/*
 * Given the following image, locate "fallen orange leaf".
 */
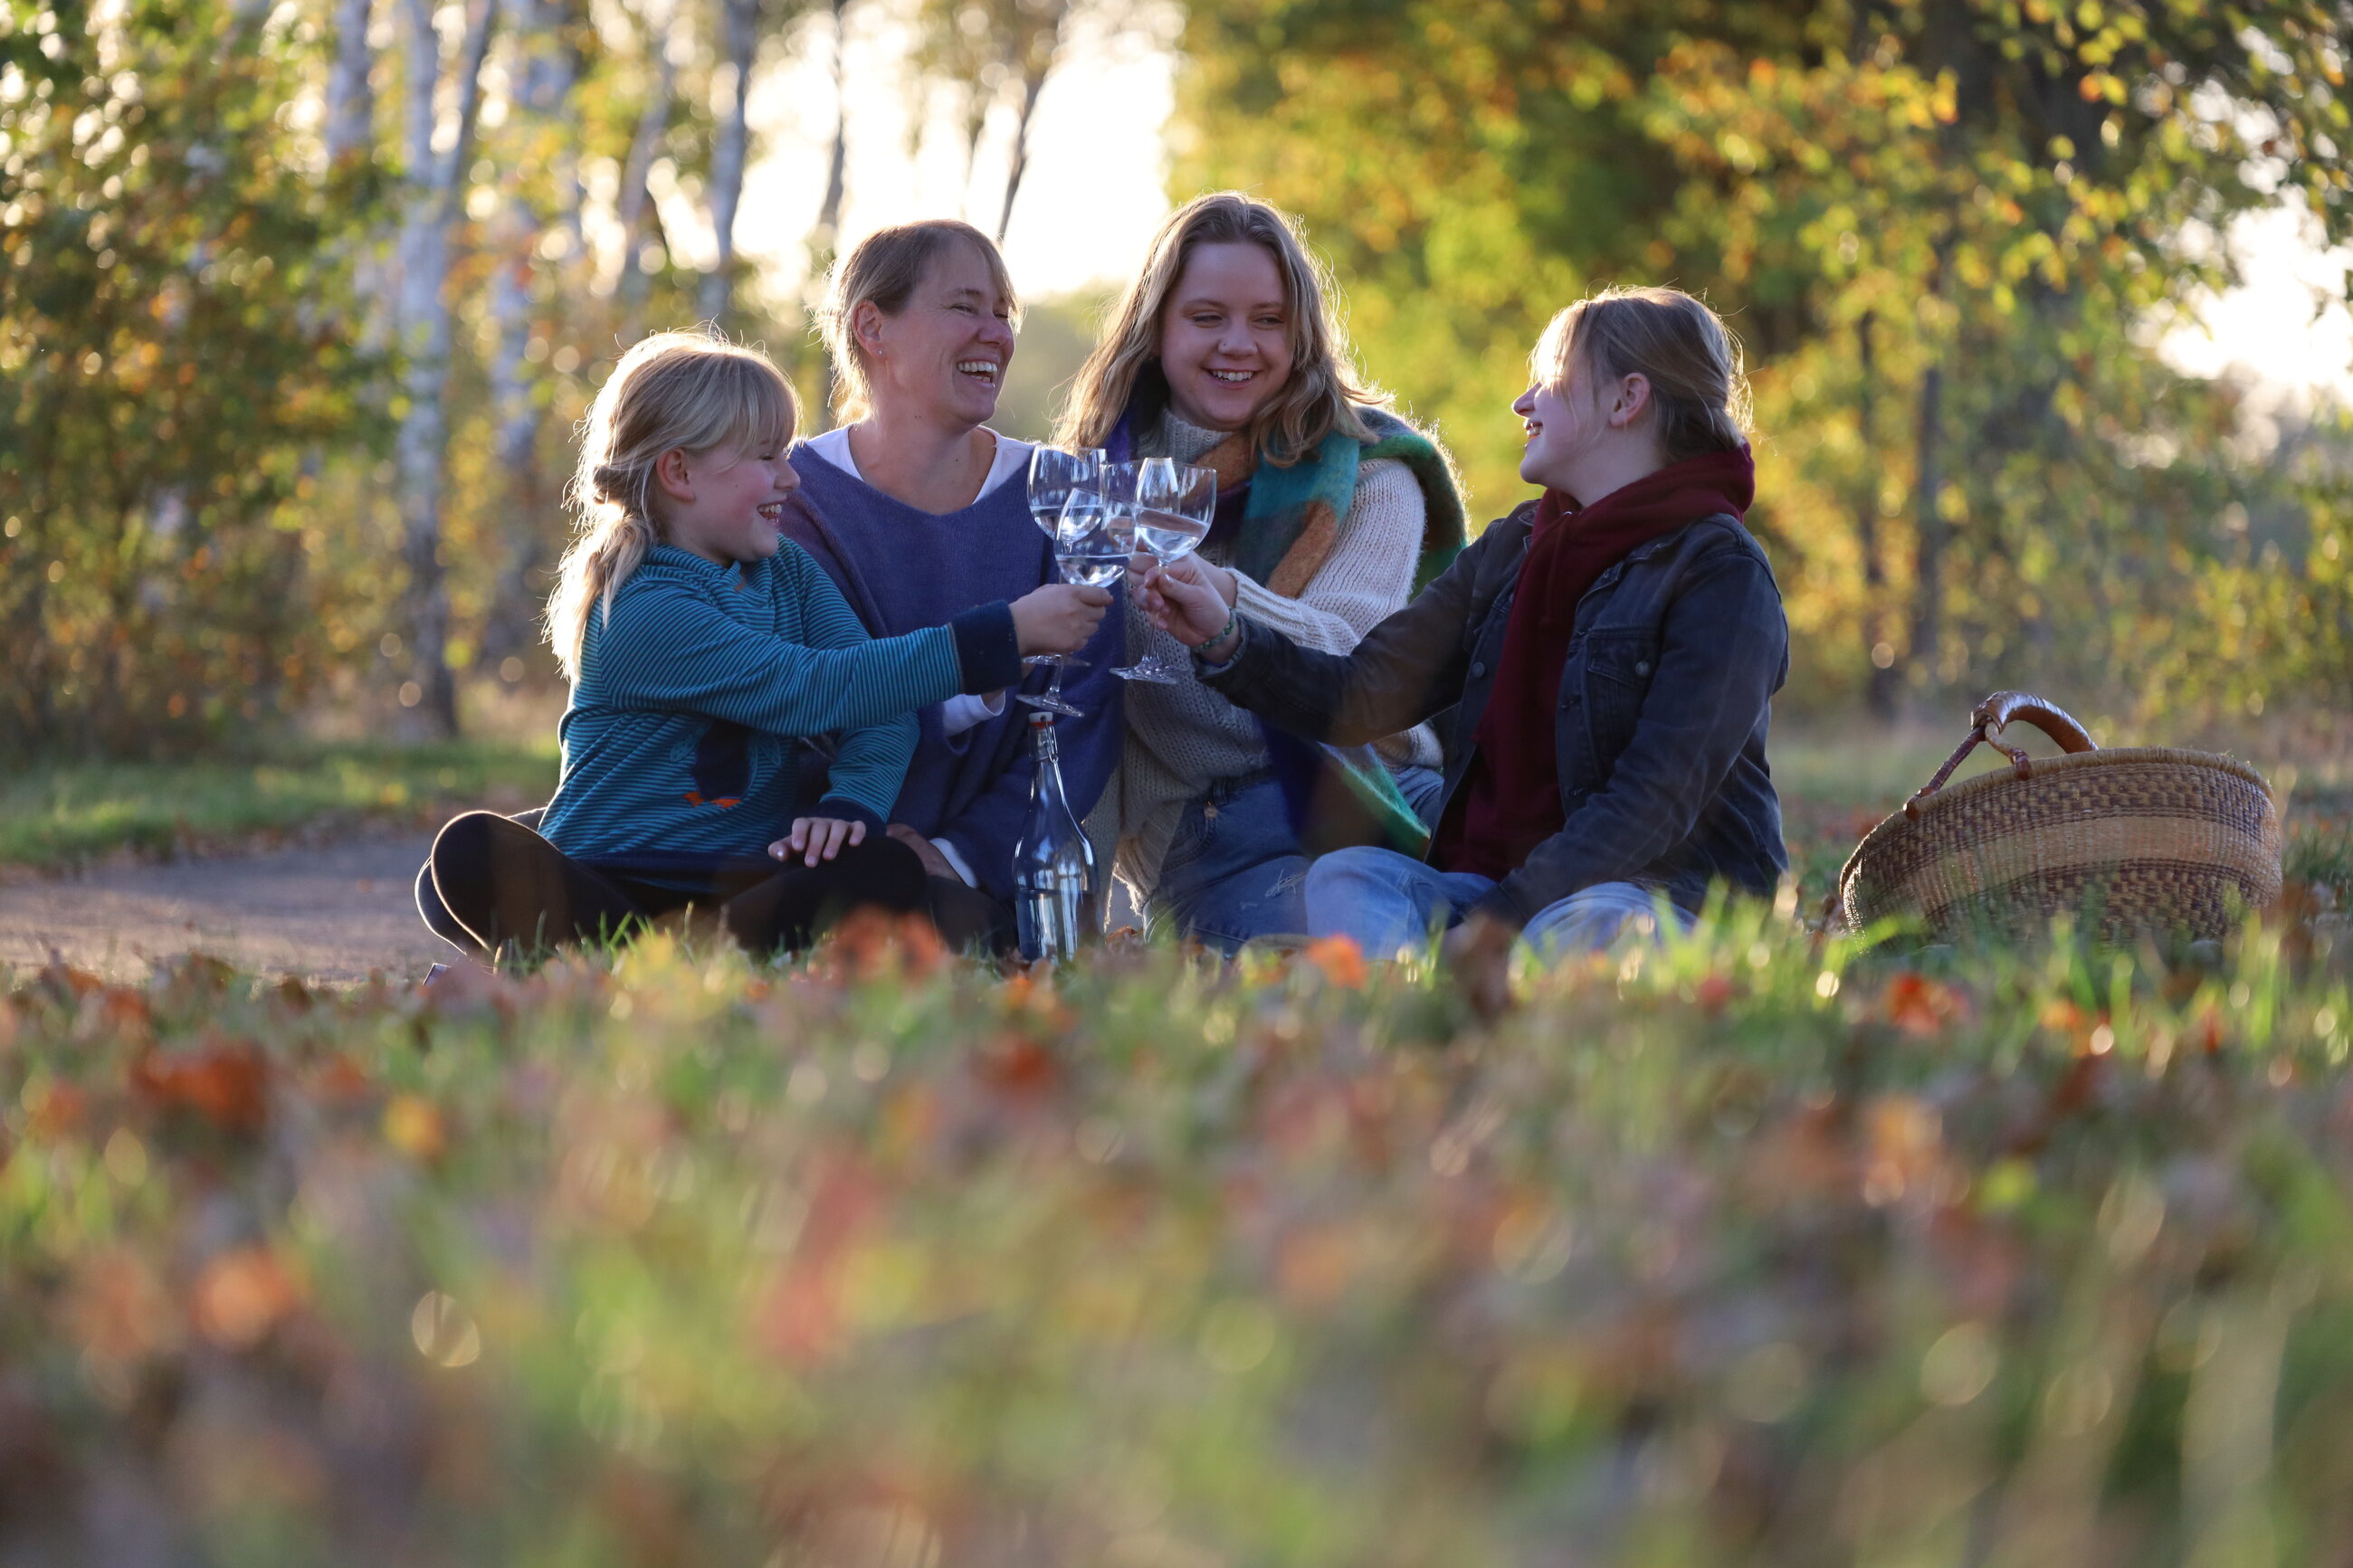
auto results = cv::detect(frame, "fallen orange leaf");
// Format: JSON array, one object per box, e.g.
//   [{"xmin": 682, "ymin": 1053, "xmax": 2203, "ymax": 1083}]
[
  {"xmin": 192, "ymin": 1245, "xmax": 304, "ymax": 1350},
  {"xmin": 1303, "ymin": 936, "xmax": 1368, "ymax": 990},
  {"xmin": 1885, "ymin": 973, "xmax": 1967, "ymax": 1036},
  {"xmin": 131, "ymin": 1041, "xmax": 270, "ymax": 1136}
]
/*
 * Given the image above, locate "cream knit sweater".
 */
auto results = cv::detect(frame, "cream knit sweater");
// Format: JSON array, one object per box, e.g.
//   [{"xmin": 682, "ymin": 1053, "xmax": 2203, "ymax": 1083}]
[{"xmin": 1099, "ymin": 411, "xmax": 1444, "ymax": 906}]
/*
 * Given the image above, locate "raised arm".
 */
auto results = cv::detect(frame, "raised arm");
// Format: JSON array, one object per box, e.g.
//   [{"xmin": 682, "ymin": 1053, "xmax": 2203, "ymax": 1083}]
[
  {"xmin": 1190, "ymin": 526, "xmax": 1500, "ymax": 746},
  {"xmin": 595, "ymin": 557, "xmax": 1021, "ymax": 739}
]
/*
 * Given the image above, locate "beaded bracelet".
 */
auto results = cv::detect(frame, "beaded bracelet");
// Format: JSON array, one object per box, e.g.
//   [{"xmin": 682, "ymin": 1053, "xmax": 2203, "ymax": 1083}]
[{"xmin": 1187, "ymin": 607, "xmax": 1240, "ymax": 656}]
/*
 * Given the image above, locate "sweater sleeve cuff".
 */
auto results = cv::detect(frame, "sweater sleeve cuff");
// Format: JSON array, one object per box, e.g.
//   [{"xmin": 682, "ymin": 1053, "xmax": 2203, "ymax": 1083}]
[
  {"xmin": 814, "ymin": 797, "xmax": 890, "ymax": 837},
  {"xmin": 949, "ymin": 603, "xmax": 1023, "ymax": 695},
  {"xmin": 1191, "ymin": 617, "xmax": 1255, "ymax": 679},
  {"xmin": 1229, "ymin": 572, "xmax": 1284, "ymax": 622}
]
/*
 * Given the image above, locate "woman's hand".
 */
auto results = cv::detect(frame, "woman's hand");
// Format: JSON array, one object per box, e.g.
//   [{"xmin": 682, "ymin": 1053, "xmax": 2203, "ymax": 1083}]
[
  {"xmin": 1133, "ymin": 557, "xmax": 1236, "ymax": 656},
  {"xmin": 887, "ymin": 822, "xmax": 957, "ymax": 880},
  {"xmin": 770, "ymin": 815, "xmax": 867, "ymax": 868},
  {"xmin": 1010, "ymin": 584, "xmax": 1112, "ymax": 656}
]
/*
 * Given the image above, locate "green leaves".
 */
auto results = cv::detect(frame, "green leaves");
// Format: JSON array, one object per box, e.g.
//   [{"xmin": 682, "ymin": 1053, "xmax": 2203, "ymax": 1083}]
[
  {"xmin": 0, "ymin": 0, "xmax": 380, "ymax": 753},
  {"xmin": 1173, "ymin": 0, "xmax": 2353, "ymax": 717}
]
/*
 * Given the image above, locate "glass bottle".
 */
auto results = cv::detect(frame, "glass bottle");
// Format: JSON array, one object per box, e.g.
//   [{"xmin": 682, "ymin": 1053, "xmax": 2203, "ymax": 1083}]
[{"xmin": 1012, "ymin": 712, "xmax": 1098, "ymax": 962}]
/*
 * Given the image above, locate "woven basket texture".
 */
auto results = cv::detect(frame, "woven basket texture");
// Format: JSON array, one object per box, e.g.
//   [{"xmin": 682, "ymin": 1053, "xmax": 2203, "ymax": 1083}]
[{"xmin": 1839, "ymin": 747, "xmax": 2282, "ymax": 941}]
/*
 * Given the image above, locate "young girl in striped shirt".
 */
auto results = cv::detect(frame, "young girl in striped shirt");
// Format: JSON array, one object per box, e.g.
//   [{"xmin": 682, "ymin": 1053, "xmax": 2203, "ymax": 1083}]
[{"xmin": 422, "ymin": 329, "xmax": 1108, "ymax": 958}]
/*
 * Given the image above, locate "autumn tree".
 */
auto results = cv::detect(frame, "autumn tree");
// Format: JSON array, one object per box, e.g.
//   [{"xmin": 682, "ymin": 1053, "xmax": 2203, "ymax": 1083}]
[
  {"xmin": 0, "ymin": 0, "xmax": 380, "ymax": 753},
  {"xmin": 1173, "ymin": 0, "xmax": 2353, "ymax": 715}
]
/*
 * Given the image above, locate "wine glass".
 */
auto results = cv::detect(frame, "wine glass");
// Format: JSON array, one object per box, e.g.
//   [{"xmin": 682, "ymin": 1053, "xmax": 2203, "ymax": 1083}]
[
  {"xmin": 1018, "ymin": 447, "xmax": 1104, "ymax": 707},
  {"xmin": 1028, "ymin": 445, "xmax": 1103, "ymax": 543},
  {"xmin": 1112, "ymin": 463, "xmax": 1217, "ymax": 683},
  {"xmin": 1018, "ymin": 489, "xmax": 1128, "ymax": 717}
]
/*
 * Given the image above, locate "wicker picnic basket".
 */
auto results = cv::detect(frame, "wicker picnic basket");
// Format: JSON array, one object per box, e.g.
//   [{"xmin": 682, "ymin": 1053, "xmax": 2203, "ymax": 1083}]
[{"xmin": 1835, "ymin": 691, "xmax": 2282, "ymax": 941}]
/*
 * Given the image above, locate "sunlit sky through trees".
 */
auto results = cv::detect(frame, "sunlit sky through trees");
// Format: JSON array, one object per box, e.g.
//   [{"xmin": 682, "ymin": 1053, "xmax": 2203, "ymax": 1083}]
[
  {"xmin": 725, "ymin": 14, "xmax": 2350, "ymax": 411},
  {"xmin": 730, "ymin": 3, "xmax": 1178, "ymax": 301},
  {"xmin": 9, "ymin": 0, "xmax": 2348, "ymax": 753}
]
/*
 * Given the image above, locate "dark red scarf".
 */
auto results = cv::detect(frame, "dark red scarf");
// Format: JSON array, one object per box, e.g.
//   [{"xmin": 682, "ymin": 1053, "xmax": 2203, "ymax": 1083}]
[{"xmin": 1434, "ymin": 446, "xmax": 1757, "ymax": 881}]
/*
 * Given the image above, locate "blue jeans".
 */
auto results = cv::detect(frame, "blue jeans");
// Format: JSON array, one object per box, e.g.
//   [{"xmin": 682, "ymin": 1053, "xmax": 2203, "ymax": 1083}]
[
  {"xmin": 1395, "ymin": 762, "xmax": 1448, "ymax": 828},
  {"xmin": 1304, "ymin": 845, "xmax": 1693, "ymax": 958},
  {"xmin": 1152, "ymin": 767, "xmax": 1446, "ymax": 954},
  {"xmin": 1150, "ymin": 773, "xmax": 1307, "ymax": 953}
]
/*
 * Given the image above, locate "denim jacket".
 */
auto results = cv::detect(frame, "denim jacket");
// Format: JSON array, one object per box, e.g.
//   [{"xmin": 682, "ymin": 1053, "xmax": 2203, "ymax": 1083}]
[{"xmin": 1199, "ymin": 499, "xmax": 1788, "ymax": 927}]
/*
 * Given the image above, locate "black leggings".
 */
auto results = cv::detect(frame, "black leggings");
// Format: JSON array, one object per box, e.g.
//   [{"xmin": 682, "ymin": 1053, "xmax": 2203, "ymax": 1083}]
[{"xmin": 420, "ymin": 812, "xmax": 929, "ymax": 957}]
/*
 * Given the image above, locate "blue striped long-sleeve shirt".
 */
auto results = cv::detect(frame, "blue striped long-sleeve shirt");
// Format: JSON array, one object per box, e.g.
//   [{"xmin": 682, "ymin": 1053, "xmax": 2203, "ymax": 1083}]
[{"xmin": 537, "ymin": 542, "xmax": 1020, "ymax": 880}]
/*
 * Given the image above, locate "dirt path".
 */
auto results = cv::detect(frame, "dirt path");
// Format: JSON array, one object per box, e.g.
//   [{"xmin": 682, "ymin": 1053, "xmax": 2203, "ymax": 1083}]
[{"xmin": 0, "ymin": 832, "xmax": 448, "ymax": 985}]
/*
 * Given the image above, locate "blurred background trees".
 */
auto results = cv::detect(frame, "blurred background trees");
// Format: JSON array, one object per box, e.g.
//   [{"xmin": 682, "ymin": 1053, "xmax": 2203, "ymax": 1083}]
[
  {"xmin": 0, "ymin": 0, "xmax": 379, "ymax": 755},
  {"xmin": 1, "ymin": 0, "xmax": 2347, "ymax": 756},
  {"xmin": 1174, "ymin": 0, "xmax": 2353, "ymax": 717}
]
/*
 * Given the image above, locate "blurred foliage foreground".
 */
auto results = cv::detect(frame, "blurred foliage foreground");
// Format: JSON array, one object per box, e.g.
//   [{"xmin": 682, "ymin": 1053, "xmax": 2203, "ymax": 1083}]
[{"xmin": 5, "ymin": 905, "xmax": 2353, "ymax": 1566}]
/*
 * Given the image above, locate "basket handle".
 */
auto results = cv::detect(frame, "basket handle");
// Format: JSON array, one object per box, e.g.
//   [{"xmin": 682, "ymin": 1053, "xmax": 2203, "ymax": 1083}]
[{"xmin": 1902, "ymin": 690, "xmax": 2098, "ymax": 820}]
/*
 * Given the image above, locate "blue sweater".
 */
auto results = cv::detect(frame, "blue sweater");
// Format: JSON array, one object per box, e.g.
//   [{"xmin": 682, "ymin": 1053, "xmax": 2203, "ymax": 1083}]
[
  {"xmin": 785, "ymin": 447, "xmax": 1123, "ymax": 900},
  {"xmin": 538, "ymin": 542, "xmax": 1021, "ymax": 886}
]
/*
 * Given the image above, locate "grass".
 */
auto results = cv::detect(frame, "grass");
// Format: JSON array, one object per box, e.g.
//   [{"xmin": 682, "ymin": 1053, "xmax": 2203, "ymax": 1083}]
[
  {"xmin": 0, "ymin": 736, "xmax": 559, "ymax": 870},
  {"xmin": 2291, "ymin": 824, "xmax": 2353, "ymax": 892},
  {"xmin": 3, "ymin": 910, "xmax": 2348, "ymax": 1564},
  {"xmin": 5, "ymin": 714, "xmax": 2347, "ymax": 1561},
  {"xmin": 7, "ymin": 716, "xmax": 2346, "ymax": 920}
]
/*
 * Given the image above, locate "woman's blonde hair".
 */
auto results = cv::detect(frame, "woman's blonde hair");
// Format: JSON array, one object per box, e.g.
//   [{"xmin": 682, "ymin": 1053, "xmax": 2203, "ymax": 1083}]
[
  {"xmin": 1054, "ymin": 192, "xmax": 1381, "ymax": 466},
  {"xmin": 547, "ymin": 328, "xmax": 797, "ymax": 680},
  {"xmin": 816, "ymin": 220, "xmax": 1021, "ymax": 423},
  {"xmin": 1536, "ymin": 285, "xmax": 1753, "ymax": 463}
]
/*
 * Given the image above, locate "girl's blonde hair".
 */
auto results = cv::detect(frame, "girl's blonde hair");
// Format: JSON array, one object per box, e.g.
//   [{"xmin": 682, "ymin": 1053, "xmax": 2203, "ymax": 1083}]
[
  {"xmin": 816, "ymin": 220, "xmax": 1021, "ymax": 423},
  {"xmin": 547, "ymin": 328, "xmax": 797, "ymax": 680},
  {"xmin": 1536, "ymin": 286, "xmax": 1754, "ymax": 463},
  {"xmin": 1054, "ymin": 192, "xmax": 1382, "ymax": 465}
]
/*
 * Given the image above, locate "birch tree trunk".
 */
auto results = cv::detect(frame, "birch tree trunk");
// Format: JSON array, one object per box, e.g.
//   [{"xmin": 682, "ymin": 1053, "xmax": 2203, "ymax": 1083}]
[
  {"xmin": 699, "ymin": 0, "xmax": 758, "ymax": 325},
  {"xmin": 910, "ymin": 0, "xmax": 1081, "ymax": 245},
  {"xmin": 807, "ymin": 0, "xmax": 852, "ymax": 425},
  {"xmin": 994, "ymin": 52, "xmax": 1048, "ymax": 245},
  {"xmin": 616, "ymin": 0, "xmax": 676, "ymax": 337},
  {"xmin": 993, "ymin": 0, "xmax": 1070, "ymax": 245},
  {"xmin": 395, "ymin": 0, "xmax": 496, "ymax": 737},
  {"xmin": 324, "ymin": 0, "xmax": 376, "ymax": 164},
  {"xmin": 481, "ymin": 0, "xmax": 580, "ymax": 668}
]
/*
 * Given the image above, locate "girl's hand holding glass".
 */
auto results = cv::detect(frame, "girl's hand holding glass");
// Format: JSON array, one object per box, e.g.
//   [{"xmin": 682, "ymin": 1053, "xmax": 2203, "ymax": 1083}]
[
  {"xmin": 1010, "ymin": 582, "xmax": 1112, "ymax": 656},
  {"xmin": 1135, "ymin": 556, "xmax": 1236, "ymax": 655}
]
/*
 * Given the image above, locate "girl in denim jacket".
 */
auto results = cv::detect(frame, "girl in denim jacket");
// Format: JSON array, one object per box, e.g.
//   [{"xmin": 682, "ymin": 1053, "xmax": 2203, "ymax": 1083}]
[{"xmin": 1137, "ymin": 286, "xmax": 1787, "ymax": 965}]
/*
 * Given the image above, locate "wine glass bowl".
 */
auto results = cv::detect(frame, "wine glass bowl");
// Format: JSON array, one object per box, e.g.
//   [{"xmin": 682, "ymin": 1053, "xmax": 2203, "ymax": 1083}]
[
  {"xmin": 1017, "ymin": 486, "xmax": 1126, "ymax": 717},
  {"xmin": 1111, "ymin": 463, "xmax": 1216, "ymax": 683},
  {"xmin": 1027, "ymin": 445, "xmax": 1103, "ymax": 544},
  {"xmin": 1054, "ymin": 527, "xmax": 1130, "ymax": 591}
]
